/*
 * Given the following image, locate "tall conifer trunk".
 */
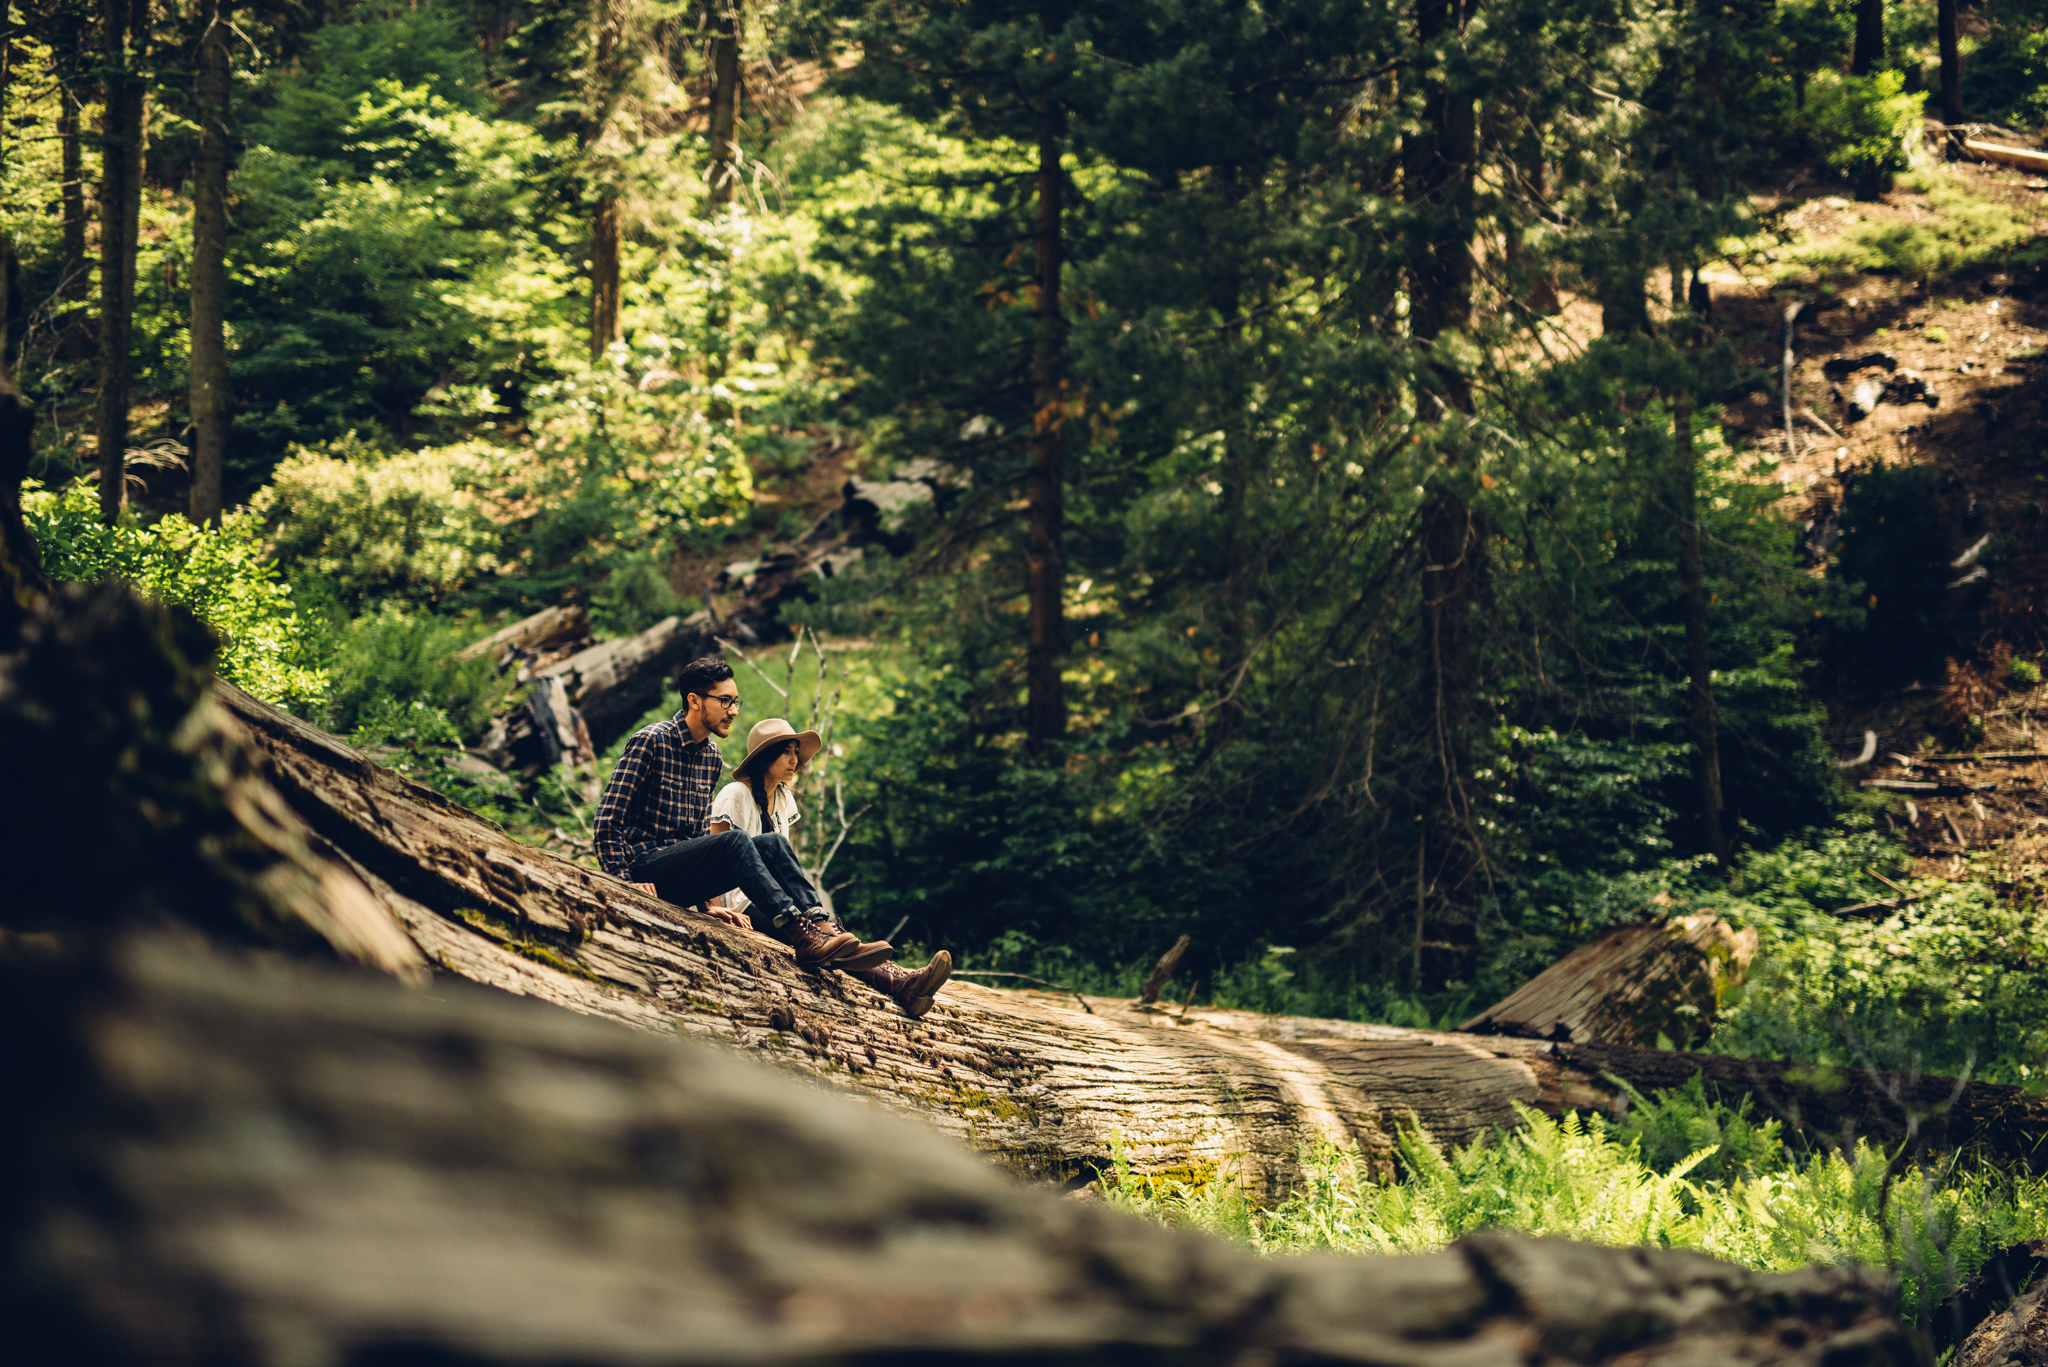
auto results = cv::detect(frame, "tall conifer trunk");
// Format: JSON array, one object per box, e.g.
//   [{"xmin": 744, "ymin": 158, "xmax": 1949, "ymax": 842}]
[
  {"xmin": 1404, "ymin": 0, "xmax": 1480, "ymax": 991},
  {"xmin": 58, "ymin": 72, "xmax": 89, "ymax": 328},
  {"xmin": 1215, "ymin": 164, "xmax": 1249, "ymax": 744},
  {"xmin": 0, "ymin": 18, "xmax": 43, "ymax": 642},
  {"xmin": 705, "ymin": 0, "xmax": 739, "ymax": 210},
  {"xmin": 1025, "ymin": 94, "xmax": 1067, "ymax": 748},
  {"xmin": 589, "ymin": 195, "xmax": 622, "ymax": 360},
  {"xmin": 1673, "ymin": 391, "xmax": 1727, "ymax": 864},
  {"xmin": 56, "ymin": 3, "xmax": 92, "ymax": 360},
  {"xmin": 588, "ymin": 0, "xmax": 628, "ymax": 360},
  {"xmin": 95, "ymin": 0, "xmax": 147, "ymax": 526},
  {"xmin": 1937, "ymin": 0, "xmax": 1963, "ymax": 123},
  {"xmin": 186, "ymin": 0, "xmax": 231, "ymax": 525},
  {"xmin": 1851, "ymin": 0, "xmax": 1884, "ymax": 76}
]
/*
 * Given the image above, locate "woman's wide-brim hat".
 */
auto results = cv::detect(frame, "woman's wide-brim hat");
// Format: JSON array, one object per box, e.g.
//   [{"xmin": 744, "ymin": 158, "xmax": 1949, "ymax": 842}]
[{"xmin": 735, "ymin": 718, "xmax": 822, "ymax": 775}]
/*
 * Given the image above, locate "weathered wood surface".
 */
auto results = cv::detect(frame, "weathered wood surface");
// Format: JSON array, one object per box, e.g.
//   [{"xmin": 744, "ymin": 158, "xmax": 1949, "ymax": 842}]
[
  {"xmin": 1939, "ymin": 1239, "xmax": 2048, "ymax": 1361},
  {"xmin": 213, "ymin": 679, "xmax": 2048, "ymax": 1188},
  {"xmin": 4, "ymin": 930, "xmax": 1924, "ymax": 1367},
  {"xmin": 1458, "ymin": 915, "xmax": 1757, "ymax": 1048},
  {"xmin": 457, "ymin": 601, "xmax": 590, "ymax": 666},
  {"xmin": 1957, "ymin": 1270, "xmax": 2048, "ymax": 1367}
]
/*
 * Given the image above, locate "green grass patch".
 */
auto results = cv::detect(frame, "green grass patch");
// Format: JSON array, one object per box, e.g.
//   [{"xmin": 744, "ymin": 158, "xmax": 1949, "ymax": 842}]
[{"xmin": 1780, "ymin": 169, "xmax": 2043, "ymax": 284}]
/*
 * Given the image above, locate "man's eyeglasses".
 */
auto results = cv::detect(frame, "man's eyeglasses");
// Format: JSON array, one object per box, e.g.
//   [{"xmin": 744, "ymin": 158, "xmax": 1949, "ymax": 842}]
[{"xmin": 705, "ymin": 694, "xmax": 744, "ymax": 713}]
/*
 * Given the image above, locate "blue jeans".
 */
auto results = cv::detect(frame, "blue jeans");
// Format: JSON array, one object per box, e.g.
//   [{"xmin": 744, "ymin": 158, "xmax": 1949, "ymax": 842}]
[{"xmin": 631, "ymin": 831, "xmax": 822, "ymax": 932}]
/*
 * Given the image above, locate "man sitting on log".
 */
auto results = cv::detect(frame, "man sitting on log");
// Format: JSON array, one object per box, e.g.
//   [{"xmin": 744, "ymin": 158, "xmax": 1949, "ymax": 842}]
[{"xmin": 595, "ymin": 656, "xmax": 894, "ymax": 973}]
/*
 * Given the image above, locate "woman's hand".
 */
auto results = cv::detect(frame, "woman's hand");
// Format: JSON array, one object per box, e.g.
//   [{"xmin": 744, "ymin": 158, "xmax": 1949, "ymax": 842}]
[{"xmin": 631, "ymin": 882, "xmax": 659, "ymax": 897}]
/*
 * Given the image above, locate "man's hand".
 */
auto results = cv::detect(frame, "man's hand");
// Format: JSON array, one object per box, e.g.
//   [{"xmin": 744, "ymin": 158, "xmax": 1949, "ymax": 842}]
[
  {"xmin": 630, "ymin": 882, "xmax": 659, "ymax": 897},
  {"xmin": 709, "ymin": 907, "xmax": 750, "ymax": 929}
]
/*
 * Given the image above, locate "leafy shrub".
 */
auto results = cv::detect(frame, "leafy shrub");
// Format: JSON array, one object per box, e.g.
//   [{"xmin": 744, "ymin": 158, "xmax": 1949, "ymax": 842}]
[
  {"xmin": 319, "ymin": 603, "xmax": 512, "ymax": 740},
  {"xmin": 22, "ymin": 480, "xmax": 328, "ymax": 709},
  {"xmin": 253, "ymin": 434, "xmax": 510, "ymax": 608},
  {"xmin": 2009, "ymin": 657, "xmax": 2042, "ymax": 688},
  {"xmin": 1803, "ymin": 70, "xmax": 1925, "ymax": 195},
  {"xmin": 349, "ymin": 695, "xmax": 520, "ymax": 818},
  {"xmin": 1711, "ymin": 868, "xmax": 2048, "ymax": 1085},
  {"xmin": 588, "ymin": 549, "xmax": 685, "ymax": 639}
]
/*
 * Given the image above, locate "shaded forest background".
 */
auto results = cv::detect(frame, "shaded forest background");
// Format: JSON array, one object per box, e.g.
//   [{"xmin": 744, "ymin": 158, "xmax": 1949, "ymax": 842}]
[{"xmin": 8, "ymin": 0, "xmax": 2048, "ymax": 1087}]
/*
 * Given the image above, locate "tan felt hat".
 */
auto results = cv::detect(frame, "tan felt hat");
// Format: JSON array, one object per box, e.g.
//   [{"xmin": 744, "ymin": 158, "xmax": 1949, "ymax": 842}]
[{"xmin": 735, "ymin": 717, "xmax": 822, "ymax": 776}]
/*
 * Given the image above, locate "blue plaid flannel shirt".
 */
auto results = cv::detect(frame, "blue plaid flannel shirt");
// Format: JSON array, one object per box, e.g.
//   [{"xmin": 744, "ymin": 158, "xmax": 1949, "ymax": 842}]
[{"xmin": 593, "ymin": 715, "xmax": 727, "ymax": 877}]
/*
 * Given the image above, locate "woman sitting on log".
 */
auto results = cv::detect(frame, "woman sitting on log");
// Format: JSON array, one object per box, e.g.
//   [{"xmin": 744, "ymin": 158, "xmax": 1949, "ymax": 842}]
[{"xmin": 710, "ymin": 718, "xmax": 953, "ymax": 1019}]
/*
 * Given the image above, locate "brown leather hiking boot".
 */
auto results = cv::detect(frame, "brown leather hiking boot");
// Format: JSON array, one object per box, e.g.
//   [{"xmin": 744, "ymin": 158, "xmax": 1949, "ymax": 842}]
[
  {"xmin": 786, "ymin": 916, "xmax": 858, "ymax": 968},
  {"xmin": 850, "ymin": 950, "xmax": 952, "ymax": 1019},
  {"xmin": 818, "ymin": 918, "xmax": 894, "ymax": 973}
]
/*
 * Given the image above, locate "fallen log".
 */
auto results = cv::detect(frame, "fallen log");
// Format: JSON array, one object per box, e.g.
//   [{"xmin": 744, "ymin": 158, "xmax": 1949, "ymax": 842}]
[
  {"xmin": 532, "ymin": 612, "xmax": 715, "ymax": 749},
  {"xmin": 1939, "ymin": 1239, "xmax": 2048, "ymax": 1360},
  {"xmin": 210, "ymin": 680, "xmax": 2048, "ymax": 1183},
  {"xmin": 1458, "ymin": 916, "xmax": 1755, "ymax": 1048},
  {"xmin": 1957, "ymin": 1270, "xmax": 2048, "ymax": 1367},
  {"xmin": 457, "ymin": 602, "xmax": 590, "ymax": 668},
  {"xmin": 1965, "ymin": 138, "xmax": 2048, "ymax": 174},
  {"xmin": 476, "ymin": 612, "xmax": 715, "ymax": 772},
  {"xmin": 1, "ymin": 930, "xmax": 1922, "ymax": 1367}
]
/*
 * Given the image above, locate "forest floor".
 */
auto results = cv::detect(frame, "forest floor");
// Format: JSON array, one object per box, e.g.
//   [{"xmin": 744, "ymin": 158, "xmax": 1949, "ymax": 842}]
[{"xmin": 1703, "ymin": 139, "xmax": 2048, "ymax": 883}]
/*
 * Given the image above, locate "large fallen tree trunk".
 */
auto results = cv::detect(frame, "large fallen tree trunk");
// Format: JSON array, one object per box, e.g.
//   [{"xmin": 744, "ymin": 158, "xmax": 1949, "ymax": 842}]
[
  {"xmin": 212, "ymin": 681, "xmax": 2048, "ymax": 1189},
  {"xmin": 3, "ymin": 930, "xmax": 1922, "ymax": 1367}
]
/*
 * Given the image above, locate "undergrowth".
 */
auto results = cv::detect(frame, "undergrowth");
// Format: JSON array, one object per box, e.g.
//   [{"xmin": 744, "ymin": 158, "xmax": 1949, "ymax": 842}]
[
  {"xmin": 1785, "ymin": 167, "xmax": 2044, "ymax": 282},
  {"xmin": 1100, "ymin": 1084, "xmax": 2048, "ymax": 1329}
]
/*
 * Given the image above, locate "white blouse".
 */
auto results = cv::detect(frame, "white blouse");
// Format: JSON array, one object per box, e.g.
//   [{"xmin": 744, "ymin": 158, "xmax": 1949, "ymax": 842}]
[{"xmin": 708, "ymin": 780, "xmax": 800, "ymax": 911}]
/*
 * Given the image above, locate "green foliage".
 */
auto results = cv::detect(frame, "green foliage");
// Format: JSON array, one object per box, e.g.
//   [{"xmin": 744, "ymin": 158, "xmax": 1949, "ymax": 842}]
[
  {"xmin": 317, "ymin": 603, "xmax": 512, "ymax": 741},
  {"xmin": 1712, "ymin": 861, "xmax": 2048, "ymax": 1085},
  {"xmin": 22, "ymin": 481, "xmax": 327, "ymax": 710},
  {"xmin": 254, "ymin": 435, "xmax": 510, "ymax": 608},
  {"xmin": 1802, "ymin": 70, "xmax": 1926, "ymax": 192},
  {"xmin": 221, "ymin": 10, "xmax": 576, "ymax": 487},
  {"xmin": 2011, "ymin": 658, "xmax": 2043, "ymax": 689},
  {"xmin": 1794, "ymin": 170, "xmax": 2043, "ymax": 281},
  {"xmin": 1610, "ymin": 1074, "xmax": 1787, "ymax": 1184},
  {"xmin": 1552, "ymin": 820, "xmax": 2048, "ymax": 1085},
  {"xmin": 1103, "ymin": 1102, "xmax": 2048, "ymax": 1329},
  {"xmin": 1963, "ymin": 21, "xmax": 2048, "ymax": 128},
  {"xmin": 349, "ymin": 696, "xmax": 520, "ymax": 817}
]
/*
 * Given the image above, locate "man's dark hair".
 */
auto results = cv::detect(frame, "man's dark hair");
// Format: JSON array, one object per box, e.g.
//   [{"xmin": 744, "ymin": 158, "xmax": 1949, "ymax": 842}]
[{"xmin": 677, "ymin": 656, "xmax": 734, "ymax": 708}]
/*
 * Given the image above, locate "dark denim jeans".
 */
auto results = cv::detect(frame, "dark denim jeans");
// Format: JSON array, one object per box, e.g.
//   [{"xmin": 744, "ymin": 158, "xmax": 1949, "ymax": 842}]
[{"xmin": 631, "ymin": 830, "xmax": 822, "ymax": 933}]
